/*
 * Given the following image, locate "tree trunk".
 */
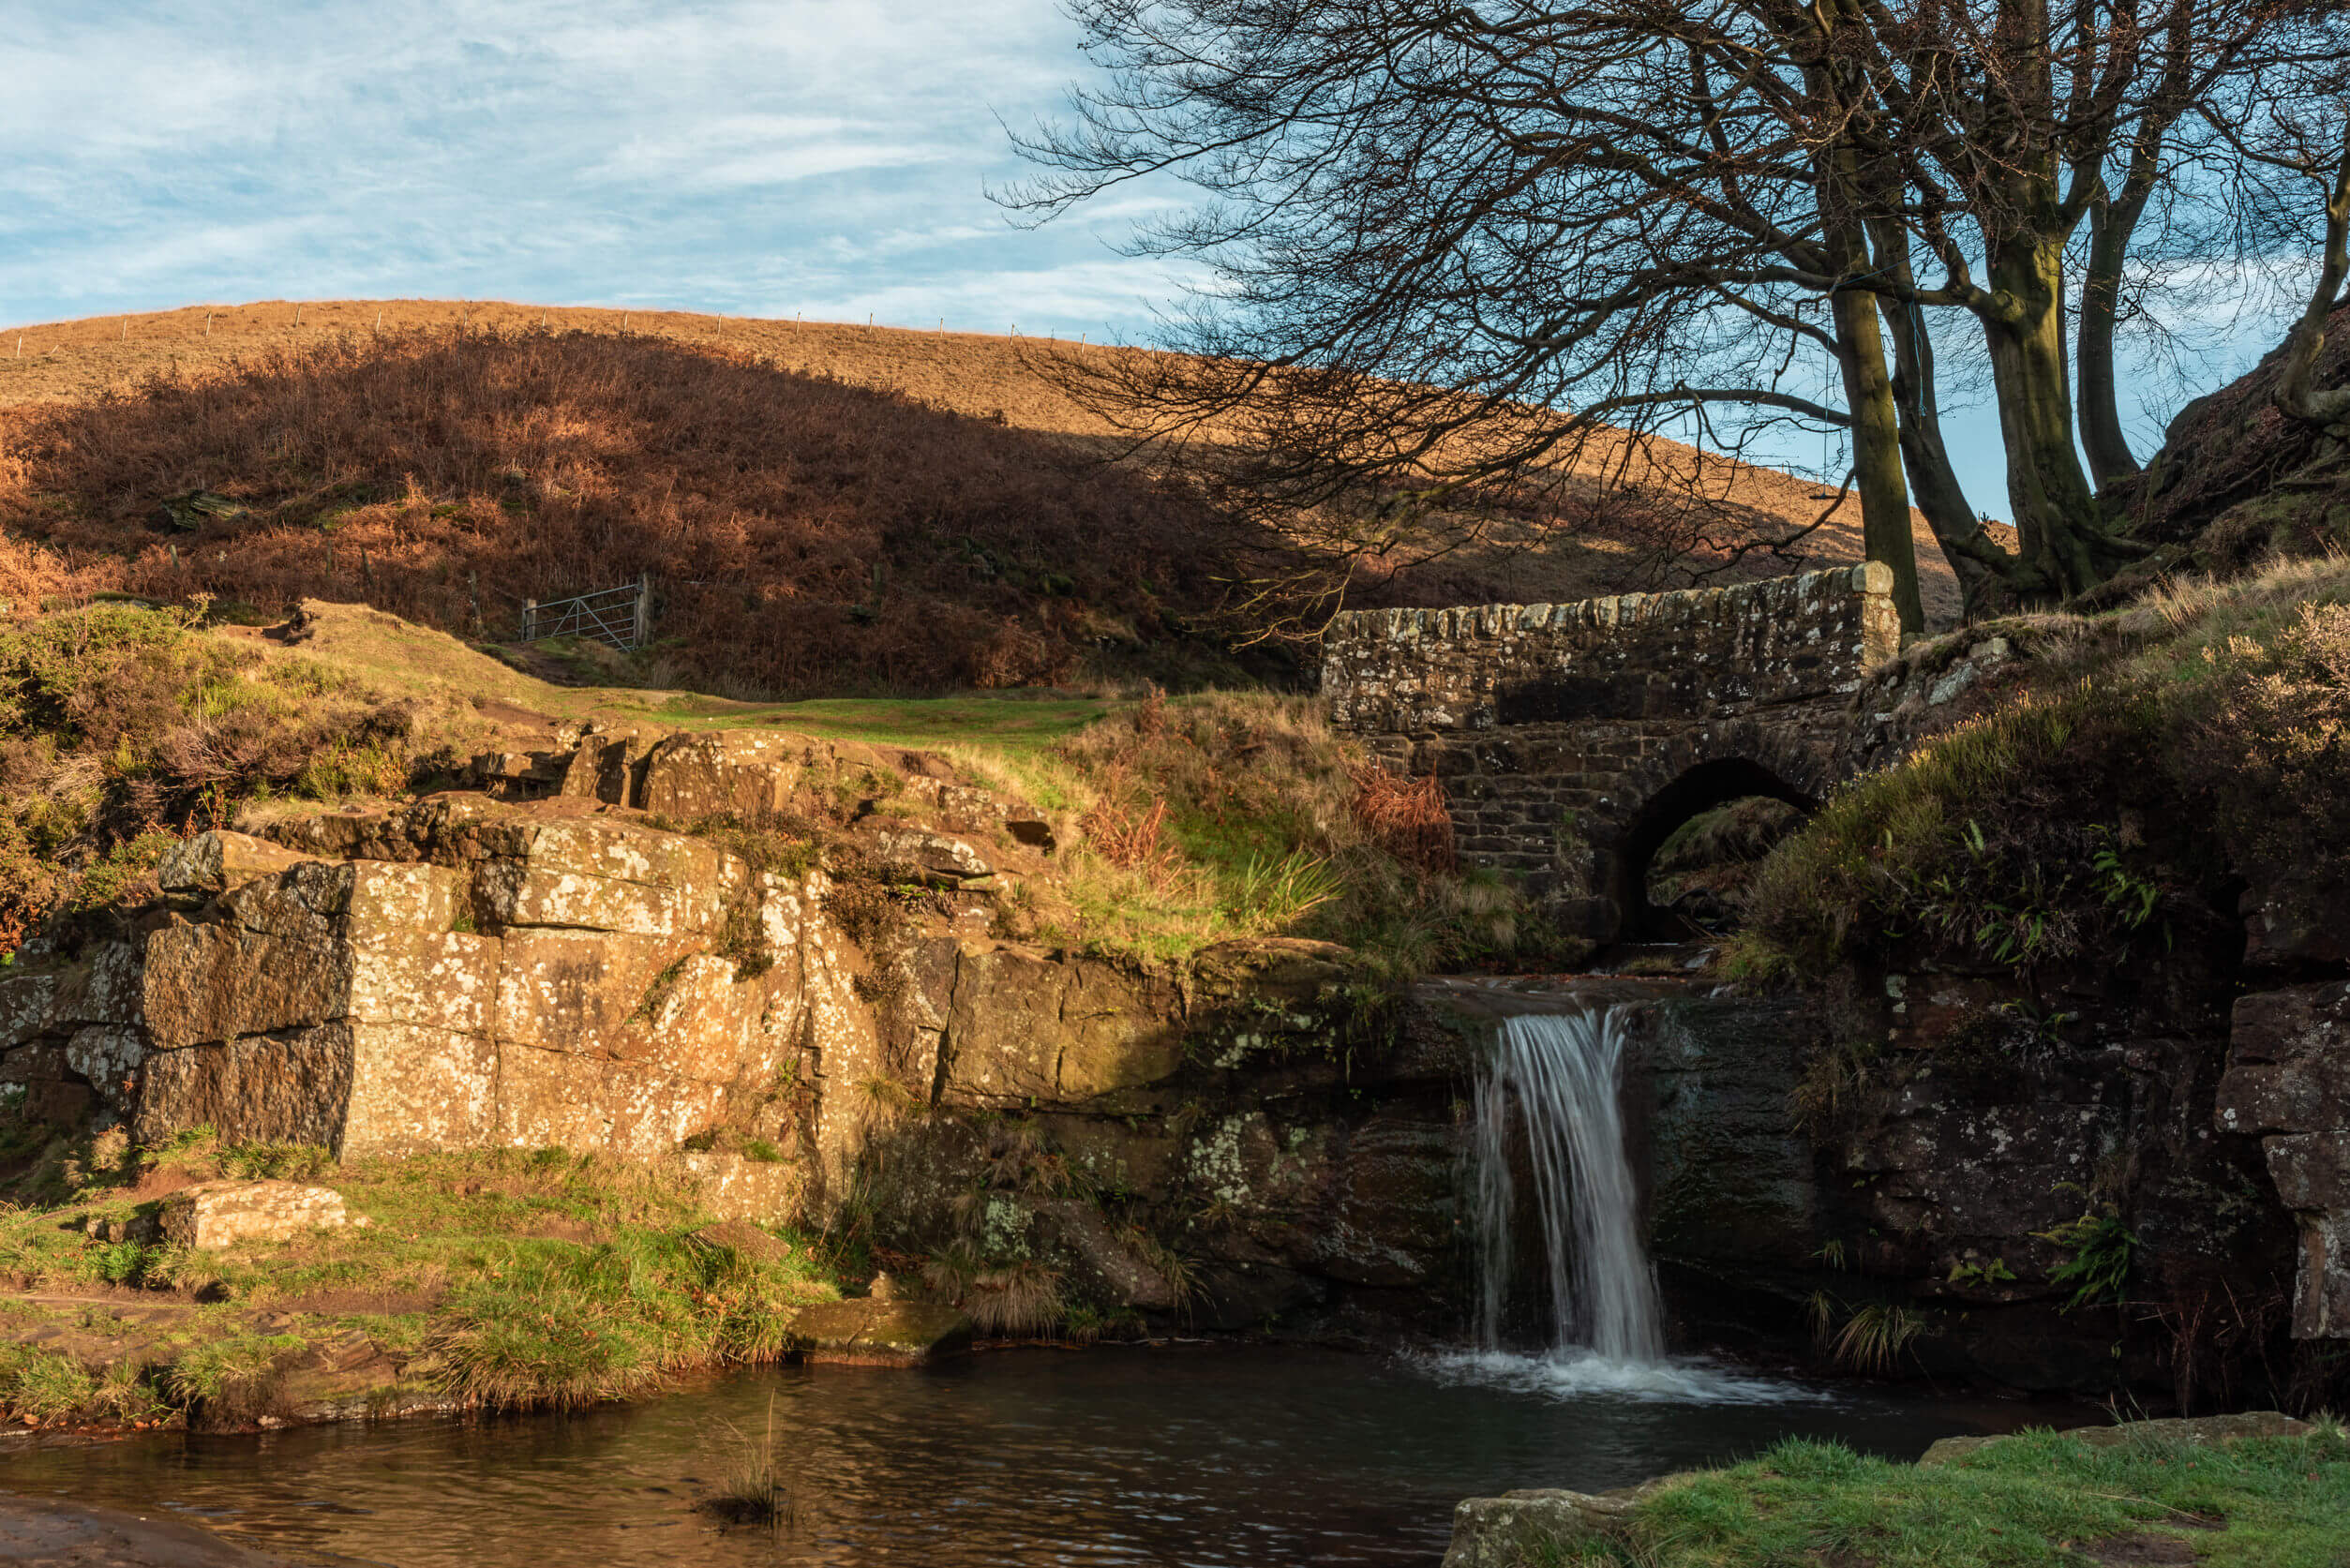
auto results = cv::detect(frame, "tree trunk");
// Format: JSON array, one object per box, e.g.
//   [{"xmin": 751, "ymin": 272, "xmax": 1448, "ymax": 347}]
[
  {"xmin": 1983, "ymin": 231, "xmax": 2111, "ymax": 601},
  {"xmin": 2078, "ymin": 188, "xmax": 2149, "ymax": 486},
  {"xmin": 1832, "ymin": 283, "xmax": 1924, "ymax": 635},
  {"xmin": 2276, "ymin": 131, "xmax": 2350, "ymax": 432}
]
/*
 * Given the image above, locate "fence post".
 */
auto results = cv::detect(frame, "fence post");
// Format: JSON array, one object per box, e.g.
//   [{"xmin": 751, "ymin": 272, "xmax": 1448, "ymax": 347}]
[
  {"xmin": 633, "ymin": 574, "xmax": 652, "ymax": 649},
  {"xmin": 522, "ymin": 598, "xmax": 536, "ymax": 641}
]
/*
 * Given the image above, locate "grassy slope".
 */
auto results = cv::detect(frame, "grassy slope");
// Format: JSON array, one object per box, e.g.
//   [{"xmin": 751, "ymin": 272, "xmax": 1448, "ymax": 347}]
[
  {"xmin": 0, "ymin": 297, "xmax": 1967, "ymax": 625},
  {"xmin": 0, "ymin": 1130, "xmax": 842, "ymax": 1428},
  {"xmin": 1549, "ymin": 1424, "xmax": 2350, "ymax": 1567},
  {"xmin": 1736, "ymin": 557, "xmax": 2350, "ymax": 982}
]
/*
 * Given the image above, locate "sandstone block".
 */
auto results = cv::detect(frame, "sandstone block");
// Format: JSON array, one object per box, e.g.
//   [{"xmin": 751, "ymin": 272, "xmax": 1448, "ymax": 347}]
[
  {"xmin": 135, "ymin": 1024, "xmax": 356, "ymax": 1149},
  {"xmin": 490, "ymin": 928, "xmax": 698, "ymax": 1057},
  {"xmin": 868, "ymin": 825, "xmax": 994, "ymax": 884},
  {"xmin": 630, "ymin": 954, "xmax": 766, "ymax": 1083},
  {"xmin": 637, "ymin": 730, "xmax": 808, "ymax": 819},
  {"xmin": 679, "ymin": 1150, "xmax": 805, "ymax": 1224},
  {"xmin": 142, "ymin": 909, "xmax": 352, "ymax": 1050},
  {"xmin": 1055, "ymin": 959, "xmax": 1187, "ymax": 1100},
  {"xmin": 339, "ymin": 1023, "xmax": 498, "ymax": 1156},
  {"xmin": 157, "ymin": 831, "xmax": 324, "ymax": 903},
  {"xmin": 348, "ymin": 931, "xmax": 499, "ymax": 1036},
  {"xmin": 157, "ymin": 1179, "xmax": 346, "ymax": 1250},
  {"xmin": 940, "ymin": 945, "xmax": 1063, "ymax": 1102},
  {"xmin": 941, "ymin": 945, "xmax": 1184, "ymax": 1104},
  {"xmin": 495, "ymin": 1044, "xmax": 730, "ymax": 1159},
  {"xmin": 472, "ymin": 860, "xmax": 727, "ymax": 937},
  {"xmin": 345, "ymin": 860, "xmax": 461, "ymax": 933}
]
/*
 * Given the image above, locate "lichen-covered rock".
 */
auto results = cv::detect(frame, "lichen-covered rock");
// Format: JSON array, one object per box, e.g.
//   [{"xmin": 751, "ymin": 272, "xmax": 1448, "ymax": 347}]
[
  {"xmin": 157, "ymin": 1179, "xmax": 347, "ymax": 1250},
  {"xmin": 867, "ymin": 824, "xmax": 995, "ymax": 885}
]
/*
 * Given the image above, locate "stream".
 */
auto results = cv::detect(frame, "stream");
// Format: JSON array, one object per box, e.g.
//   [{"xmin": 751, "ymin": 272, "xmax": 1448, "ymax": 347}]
[{"xmin": 4, "ymin": 1344, "xmax": 2056, "ymax": 1567}]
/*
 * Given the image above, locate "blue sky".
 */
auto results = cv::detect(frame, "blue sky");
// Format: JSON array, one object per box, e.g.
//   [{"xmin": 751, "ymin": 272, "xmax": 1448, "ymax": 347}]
[{"xmin": 1, "ymin": 1, "xmax": 2308, "ymax": 521}]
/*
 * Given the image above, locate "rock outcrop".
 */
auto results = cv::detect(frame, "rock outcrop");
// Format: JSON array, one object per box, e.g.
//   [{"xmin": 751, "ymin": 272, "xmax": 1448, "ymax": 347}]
[{"xmin": 0, "ymin": 725, "xmax": 1481, "ymax": 1337}]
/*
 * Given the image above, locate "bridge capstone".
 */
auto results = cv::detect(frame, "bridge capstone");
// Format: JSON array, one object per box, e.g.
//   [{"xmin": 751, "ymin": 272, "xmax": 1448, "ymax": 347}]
[{"xmin": 1324, "ymin": 564, "xmax": 1899, "ymax": 949}]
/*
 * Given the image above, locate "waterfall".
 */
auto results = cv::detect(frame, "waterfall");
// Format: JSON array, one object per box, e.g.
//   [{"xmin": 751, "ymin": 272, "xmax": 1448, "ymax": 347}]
[{"xmin": 1470, "ymin": 1006, "xmax": 1664, "ymax": 1364}]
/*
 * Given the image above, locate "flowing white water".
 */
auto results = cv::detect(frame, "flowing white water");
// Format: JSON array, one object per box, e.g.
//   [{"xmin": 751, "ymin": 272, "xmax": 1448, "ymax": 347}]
[
  {"xmin": 1438, "ymin": 1004, "xmax": 1819, "ymax": 1406},
  {"xmin": 1472, "ymin": 1007, "xmax": 1663, "ymax": 1360}
]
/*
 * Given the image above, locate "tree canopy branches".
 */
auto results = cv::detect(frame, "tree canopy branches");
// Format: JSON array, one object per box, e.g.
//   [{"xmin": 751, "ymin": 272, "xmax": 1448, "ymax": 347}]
[{"xmin": 1006, "ymin": 0, "xmax": 2350, "ymax": 631}]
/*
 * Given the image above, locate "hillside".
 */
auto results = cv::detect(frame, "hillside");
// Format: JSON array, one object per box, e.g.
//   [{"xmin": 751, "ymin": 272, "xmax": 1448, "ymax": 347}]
[{"xmin": 0, "ymin": 301, "xmax": 1968, "ymax": 687}]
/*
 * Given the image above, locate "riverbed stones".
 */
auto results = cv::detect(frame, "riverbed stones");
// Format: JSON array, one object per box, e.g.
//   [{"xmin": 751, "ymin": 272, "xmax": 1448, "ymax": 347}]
[{"xmin": 157, "ymin": 1180, "xmax": 347, "ymax": 1251}]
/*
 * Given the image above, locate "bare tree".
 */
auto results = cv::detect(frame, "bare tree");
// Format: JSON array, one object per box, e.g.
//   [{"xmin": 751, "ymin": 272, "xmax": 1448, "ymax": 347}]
[{"xmin": 1006, "ymin": 0, "xmax": 2350, "ymax": 629}]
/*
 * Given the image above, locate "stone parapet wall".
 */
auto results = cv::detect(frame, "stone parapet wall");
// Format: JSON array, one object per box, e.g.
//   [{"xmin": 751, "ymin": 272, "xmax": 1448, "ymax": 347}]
[{"xmin": 1325, "ymin": 562, "xmax": 1899, "ymax": 736}]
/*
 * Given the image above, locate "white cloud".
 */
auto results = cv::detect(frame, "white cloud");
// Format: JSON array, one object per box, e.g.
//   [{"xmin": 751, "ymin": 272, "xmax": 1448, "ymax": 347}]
[{"xmin": 0, "ymin": 1, "xmax": 1145, "ymax": 332}]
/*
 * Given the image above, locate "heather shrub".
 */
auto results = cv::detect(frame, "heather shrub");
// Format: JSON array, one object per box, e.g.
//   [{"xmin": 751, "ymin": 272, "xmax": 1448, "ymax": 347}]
[{"xmin": 0, "ymin": 602, "xmax": 471, "ymax": 951}]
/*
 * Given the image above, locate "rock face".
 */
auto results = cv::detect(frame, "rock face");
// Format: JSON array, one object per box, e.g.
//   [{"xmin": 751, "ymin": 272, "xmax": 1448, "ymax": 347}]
[
  {"xmin": 157, "ymin": 1180, "xmax": 347, "ymax": 1251},
  {"xmin": 0, "ymin": 728, "xmax": 1481, "ymax": 1337},
  {"xmin": 122, "ymin": 804, "xmax": 823, "ymax": 1165},
  {"xmin": 2217, "ymin": 982, "xmax": 2350, "ymax": 1337},
  {"xmin": 1324, "ymin": 565, "xmax": 1899, "ymax": 946}
]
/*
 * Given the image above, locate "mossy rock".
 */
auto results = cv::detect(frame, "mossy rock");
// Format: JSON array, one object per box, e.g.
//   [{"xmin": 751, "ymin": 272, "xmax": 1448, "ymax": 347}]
[{"xmin": 788, "ymin": 1299, "xmax": 972, "ymax": 1366}]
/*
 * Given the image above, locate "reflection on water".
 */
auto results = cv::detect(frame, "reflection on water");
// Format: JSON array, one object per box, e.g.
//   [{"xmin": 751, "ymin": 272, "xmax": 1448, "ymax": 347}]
[{"xmin": 2, "ymin": 1345, "xmax": 2051, "ymax": 1567}]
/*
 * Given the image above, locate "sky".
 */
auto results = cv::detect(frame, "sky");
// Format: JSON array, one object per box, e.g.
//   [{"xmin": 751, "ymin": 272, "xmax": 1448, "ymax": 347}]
[{"xmin": 0, "ymin": 1, "xmax": 2312, "ymax": 523}]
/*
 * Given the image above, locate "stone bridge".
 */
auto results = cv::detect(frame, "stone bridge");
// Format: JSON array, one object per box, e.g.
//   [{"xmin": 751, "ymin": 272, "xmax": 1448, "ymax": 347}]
[{"xmin": 1324, "ymin": 563, "xmax": 1899, "ymax": 948}]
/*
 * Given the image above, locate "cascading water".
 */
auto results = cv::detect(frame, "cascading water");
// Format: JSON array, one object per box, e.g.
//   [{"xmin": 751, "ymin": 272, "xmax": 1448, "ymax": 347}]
[
  {"xmin": 1428, "ymin": 1001, "xmax": 1813, "ymax": 1404},
  {"xmin": 1469, "ymin": 1005, "xmax": 1663, "ymax": 1363}
]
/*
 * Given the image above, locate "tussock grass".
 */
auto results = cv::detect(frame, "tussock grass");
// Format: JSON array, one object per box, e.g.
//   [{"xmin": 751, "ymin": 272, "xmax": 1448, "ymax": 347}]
[{"xmin": 972, "ymin": 688, "xmax": 1552, "ymax": 972}]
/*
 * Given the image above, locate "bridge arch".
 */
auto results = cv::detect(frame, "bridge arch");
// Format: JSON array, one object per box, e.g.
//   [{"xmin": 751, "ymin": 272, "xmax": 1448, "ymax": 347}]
[
  {"xmin": 1323, "ymin": 565, "xmax": 1897, "ymax": 953},
  {"xmin": 1606, "ymin": 754, "xmax": 1816, "ymax": 940}
]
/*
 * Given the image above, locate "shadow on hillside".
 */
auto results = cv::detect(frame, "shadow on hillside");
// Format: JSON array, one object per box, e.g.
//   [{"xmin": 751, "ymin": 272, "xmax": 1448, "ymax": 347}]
[{"xmin": 0, "ymin": 329, "xmax": 1299, "ymax": 696}]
